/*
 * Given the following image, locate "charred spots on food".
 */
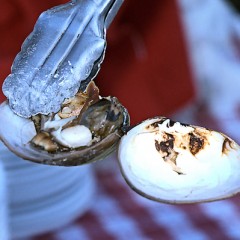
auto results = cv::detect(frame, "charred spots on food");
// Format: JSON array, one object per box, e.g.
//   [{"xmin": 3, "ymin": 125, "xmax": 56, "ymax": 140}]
[
  {"xmin": 149, "ymin": 118, "xmax": 167, "ymax": 128},
  {"xmin": 167, "ymin": 119, "xmax": 175, "ymax": 128},
  {"xmin": 180, "ymin": 122, "xmax": 190, "ymax": 127},
  {"xmin": 145, "ymin": 118, "xmax": 167, "ymax": 132},
  {"xmin": 189, "ymin": 132, "xmax": 204, "ymax": 155},
  {"xmin": 155, "ymin": 133, "xmax": 174, "ymax": 155},
  {"xmin": 222, "ymin": 137, "xmax": 235, "ymax": 155},
  {"xmin": 155, "ymin": 133, "xmax": 182, "ymax": 174}
]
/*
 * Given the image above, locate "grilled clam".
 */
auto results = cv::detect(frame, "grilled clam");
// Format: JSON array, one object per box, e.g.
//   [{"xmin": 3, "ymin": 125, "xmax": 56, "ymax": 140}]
[
  {"xmin": 0, "ymin": 81, "xmax": 129, "ymax": 166},
  {"xmin": 118, "ymin": 117, "xmax": 240, "ymax": 203},
  {"xmin": 0, "ymin": 0, "xmax": 129, "ymax": 166}
]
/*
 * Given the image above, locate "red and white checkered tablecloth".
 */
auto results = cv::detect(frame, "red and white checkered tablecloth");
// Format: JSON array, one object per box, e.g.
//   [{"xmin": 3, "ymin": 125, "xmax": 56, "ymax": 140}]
[
  {"xmin": 30, "ymin": 109, "xmax": 240, "ymax": 240},
  {"xmin": 30, "ymin": 168, "xmax": 240, "ymax": 240}
]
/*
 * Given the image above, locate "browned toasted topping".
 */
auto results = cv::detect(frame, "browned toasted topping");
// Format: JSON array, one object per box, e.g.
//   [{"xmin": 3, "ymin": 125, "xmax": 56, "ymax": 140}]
[
  {"xmin": 155, "ymin": 134, "xmax": 183, "ymax": 174},
  {"xmin": 155, "ymin": 136, "xmax": 174, "ymax": 155},
  {"xmin": 58, "ymin": 81, "xmax": 100, "ymax": 119},
  {"xmin": 150, "ymin": 118, "xmax": 167, "ymax": 128},
  {"xmin": 189, "ymin": 133, "xmax": 204, "ymax": 155},
  {"xmin": 145, "ymin": 118, "xmax": 167, "ymax": 130},
  {"xmin": 222, "ymin": 137, "xmax": 234, "ymax": 155},
  {"xmin": 31, "ymin": 132, "xmax": 58, "ymax": 152}
]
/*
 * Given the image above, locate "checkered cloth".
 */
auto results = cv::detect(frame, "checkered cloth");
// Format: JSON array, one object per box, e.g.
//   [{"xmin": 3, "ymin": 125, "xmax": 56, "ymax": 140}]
[{"xmin": 31, "ymin": 171, "xmax": 240, "ymax": 240}]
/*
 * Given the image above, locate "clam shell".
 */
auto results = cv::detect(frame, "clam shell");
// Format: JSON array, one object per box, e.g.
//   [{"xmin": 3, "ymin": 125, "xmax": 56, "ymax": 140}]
[
  {"xmin": 118, "ymin": 117, "xmax": 240, "ymax": 203},
  {"xmin": 0, "ymin": 98, "xmax": 129, "ymax": 166}
]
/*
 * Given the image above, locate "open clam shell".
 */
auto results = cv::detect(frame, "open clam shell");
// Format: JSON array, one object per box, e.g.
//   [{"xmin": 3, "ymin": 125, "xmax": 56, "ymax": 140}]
[
  {"xmin": 118, "ymin": 117, "xmax": 240, "ymax": 203},
  {"xmin": 0, "ymin": 97, "xmax": 129, "ymax": 166},
  {"xmin": 0, "ymin": 0, "xmax": 128, "ymax": 166}
]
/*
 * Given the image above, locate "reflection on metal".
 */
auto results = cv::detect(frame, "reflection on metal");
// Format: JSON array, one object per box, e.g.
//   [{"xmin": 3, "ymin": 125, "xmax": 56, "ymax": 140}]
[{"xmin": 3, "ymin": 0, "xmax": 123, "ymax": 118}]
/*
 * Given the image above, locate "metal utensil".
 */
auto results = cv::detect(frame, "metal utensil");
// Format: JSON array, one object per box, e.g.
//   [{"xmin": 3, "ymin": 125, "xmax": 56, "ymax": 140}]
[{"xmin": 3, "ymin": 0, "xmax": 123, "ymax": 118}]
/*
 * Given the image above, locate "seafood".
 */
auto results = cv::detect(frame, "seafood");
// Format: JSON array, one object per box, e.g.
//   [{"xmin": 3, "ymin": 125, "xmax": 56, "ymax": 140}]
[
  {"xmin": 0, "ymin": 0, "xmax": 129, "ymax": 166},
  {"xmin": 118, "ymin": 117, "xmax": 240, "ymax": 203},
  {"xmin": 0, "ymin": 81, "xmax": 129, "ymax": 166}
]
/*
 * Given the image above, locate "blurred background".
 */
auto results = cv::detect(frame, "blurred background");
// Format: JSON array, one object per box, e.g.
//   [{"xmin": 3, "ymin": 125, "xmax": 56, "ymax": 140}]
[{"xmin": 1, "ymin": 0, "xmax": 240, "ymax": 239}]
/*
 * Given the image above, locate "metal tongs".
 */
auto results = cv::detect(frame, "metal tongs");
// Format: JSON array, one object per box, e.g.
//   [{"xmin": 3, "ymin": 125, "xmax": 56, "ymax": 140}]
[{"xmin": 3, "ymin": 0, "xmax": 123, "ymax": 118}]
